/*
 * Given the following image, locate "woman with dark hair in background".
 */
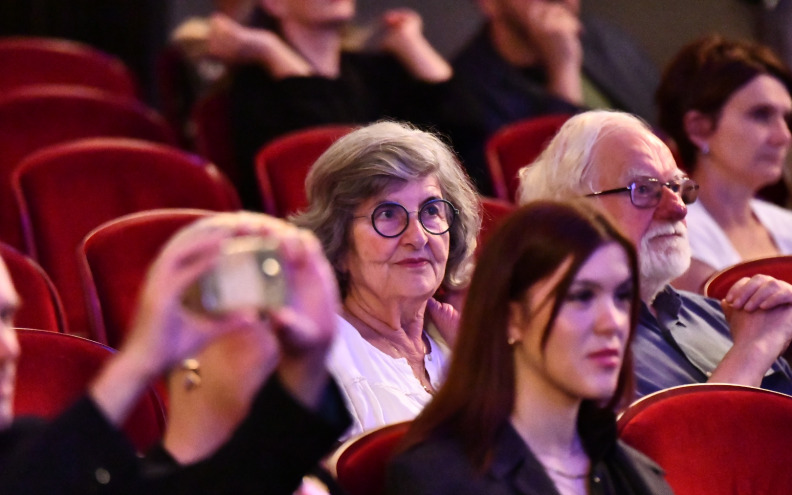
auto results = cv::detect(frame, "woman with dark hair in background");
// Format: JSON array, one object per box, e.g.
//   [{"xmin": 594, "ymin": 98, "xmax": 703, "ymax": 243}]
[
  {"xmin": 386, "ymin": 201, "xmax": 673, "ymax": 495},
  {"xmin": 656, "ymin": 35, "xmax": 792, "ymax": 293}
]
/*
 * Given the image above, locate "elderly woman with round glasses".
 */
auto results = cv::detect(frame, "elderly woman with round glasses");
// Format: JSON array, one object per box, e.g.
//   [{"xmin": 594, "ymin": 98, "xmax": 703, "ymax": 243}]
[{"xmin": 293, "ymin": 121, "xmax": 480, "ymax": 437}]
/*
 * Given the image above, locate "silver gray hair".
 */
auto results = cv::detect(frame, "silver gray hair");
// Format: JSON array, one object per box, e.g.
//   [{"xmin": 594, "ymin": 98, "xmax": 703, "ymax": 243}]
[
  {"xmin": 292, "ymin": 121, "xmax": 481, "ymax": 295},
  {"xmin": 517, "ymin": 110, "xmax": 653, "ymax": 204}
]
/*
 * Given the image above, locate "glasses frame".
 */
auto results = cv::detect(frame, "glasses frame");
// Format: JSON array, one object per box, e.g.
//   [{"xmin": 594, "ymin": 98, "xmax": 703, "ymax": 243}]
[
  {"xmin": 355, "ymin": 198, "xmax": 459, "ymax": 238},
  {"xmin": 586, "ymin": 177, "xmax": 699, "ymax": 209}
]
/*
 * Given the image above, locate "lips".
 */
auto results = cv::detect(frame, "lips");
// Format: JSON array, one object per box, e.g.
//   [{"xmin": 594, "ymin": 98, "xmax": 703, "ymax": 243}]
[
  {"xmin": 587, "ymin": 348, "xmax": 621, "ymax": 368},
  {"xmin": 396, "ymin": 258, "xmax": 430, "ymax": 267}
]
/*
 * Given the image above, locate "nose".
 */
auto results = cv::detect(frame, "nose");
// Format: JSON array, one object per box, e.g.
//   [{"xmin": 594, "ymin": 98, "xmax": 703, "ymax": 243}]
[
  {"xmin": 770, "ymin": 115, "xmax": 792, "ymax": 148},
  {"xmin": 400, "ymin": 213, "xmax": 429, "ymax": 247},
  {"xmin": 653, "ymin": 185, "xmax": 687, "ymax": 222},
  {"xmin": 594, "ymin": 297, "xmax": 630, "ymax": 337}
]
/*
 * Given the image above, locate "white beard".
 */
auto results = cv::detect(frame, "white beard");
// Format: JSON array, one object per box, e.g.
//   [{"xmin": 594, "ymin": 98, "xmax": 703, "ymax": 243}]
[{"xmin": 639, "ymin": 221, "xmax": 691, "ymax": 303}]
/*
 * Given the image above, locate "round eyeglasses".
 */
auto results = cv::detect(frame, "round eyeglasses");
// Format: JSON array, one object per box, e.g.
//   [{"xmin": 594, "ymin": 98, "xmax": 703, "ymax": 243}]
[
  {"xmin": 355, "ymin": 199, "xmax": 458, "ymax": 238},
  {"xmin": 586, "ymin": 177, "xmax": 699, "ymax": 209}
]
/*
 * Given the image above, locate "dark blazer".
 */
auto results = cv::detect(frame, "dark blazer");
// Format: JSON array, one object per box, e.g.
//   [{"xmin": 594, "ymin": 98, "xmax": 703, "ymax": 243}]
[{"xmin": 386, "ymin": 412, "xmax": 674, "ymax": 495}]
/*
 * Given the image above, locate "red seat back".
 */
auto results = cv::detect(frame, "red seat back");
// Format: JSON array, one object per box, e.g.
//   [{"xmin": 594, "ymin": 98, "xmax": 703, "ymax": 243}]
[
  {"xmin": 0, "ymin": 242, "xmax": 66, "ymax": 333},
  {"xmin": 703, "ymin": 255, "xmax": 792, "ymax": 300},
  {"xmin": 192, "ymin": 85, "xmax": 239, "ymax": 185},
  {"xmin": 331, "ymin": 421, "xmax": 411, "ymax": 495},
  {"xmin": 13, "ymin": 138, "xmax": 240, "ymax": 341},
  {"xmin": 0, "ymin": 37, "xmax": 138, "ymax": 97},
  {"xmin": 485, "ymin": 114, "xmax": 572, "ymax": 202},
  {"xmin": 80, "ymin": 209, "xmax": 212, "ymax": 348},
  {"xmin": 255, "ymin": 125, "xmax": 356, "ymax": 216},
  {"xmin": 14, "ymin": 328, "xmax": 165, "ymax": 453},
  {"xmin": 618, "ymin": 384, "xmax": 792, "ymax": 495},
  {"xmin": 477, "ymin": 197, "xmax": 516, "ymax": 258},
  {"xmin": 0, "ymin": 85, "xmax": 176, "ymax": 251}
]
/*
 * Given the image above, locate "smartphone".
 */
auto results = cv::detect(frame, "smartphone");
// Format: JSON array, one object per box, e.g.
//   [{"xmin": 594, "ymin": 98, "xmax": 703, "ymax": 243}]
[{"xmin": 182, "ymin": 236, "xmax": 287, "ymax": 316}]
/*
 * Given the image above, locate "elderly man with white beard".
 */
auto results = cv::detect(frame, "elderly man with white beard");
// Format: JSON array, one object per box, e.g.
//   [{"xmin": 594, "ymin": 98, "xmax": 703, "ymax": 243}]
[{"xmin": 517, "ymin": 110, "xmax": 792, "ymax": 397}]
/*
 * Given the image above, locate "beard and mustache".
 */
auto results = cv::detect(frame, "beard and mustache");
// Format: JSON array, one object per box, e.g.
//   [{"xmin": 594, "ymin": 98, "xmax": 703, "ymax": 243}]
[{"xmin": 638, "ymin": 220, "xmax": 691, "ymax": 303}]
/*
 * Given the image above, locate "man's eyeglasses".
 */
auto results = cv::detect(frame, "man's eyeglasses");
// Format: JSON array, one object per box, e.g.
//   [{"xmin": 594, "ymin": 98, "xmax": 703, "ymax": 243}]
[
  {"xmin": 354, "ymin": 199, "xmax": 458, "ymax": 238},
  {"xmin": 586, "ymin": 177, "xmax": 700, "ymax": 209}
]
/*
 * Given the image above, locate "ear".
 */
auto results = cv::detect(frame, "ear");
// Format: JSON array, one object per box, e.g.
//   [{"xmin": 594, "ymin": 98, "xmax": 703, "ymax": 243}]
[
  {"xmin": 683, "ymin": 110, "xmax": 714, "ymax": 151},
  {"xmin": 507, "ymin": 300, "xmax": 526, "ymax": 344}
]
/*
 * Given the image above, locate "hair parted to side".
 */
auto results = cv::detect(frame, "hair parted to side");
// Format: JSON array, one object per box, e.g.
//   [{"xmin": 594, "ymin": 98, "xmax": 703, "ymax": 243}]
[
  {"xmin": 398, "ymin": 200, "xmax": 639, "ymax": 471},
  {"xmin": 516, "ymin": 110, "xmax": 654, "ymax": 205},
  {"xmin": 656, "ymin": 34, "xmax": 792, "ymax": 171},
  {"xmin": 292, "ymin": 121, "xmax": 481, "ymax": 296}
]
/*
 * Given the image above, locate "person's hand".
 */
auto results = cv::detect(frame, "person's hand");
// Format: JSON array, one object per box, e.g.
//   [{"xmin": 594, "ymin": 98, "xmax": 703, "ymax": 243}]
[
  {"xmin": 710, "ymin": 275, "xmax": 792, "ymax": 386},
  {"xmin": 519, "ymin": 0, "xmax": 583, "ymax": 103},
  {"xmin": 375, "ymin": 8, "xmax": 452, "ymax": 82},
  {"xmin": 207, "ymin": 13, "xmax": 251, "ymax": 63},
  {"xmin": 426, "ymin": 296, "xmax": 462, "ymax": 347}
]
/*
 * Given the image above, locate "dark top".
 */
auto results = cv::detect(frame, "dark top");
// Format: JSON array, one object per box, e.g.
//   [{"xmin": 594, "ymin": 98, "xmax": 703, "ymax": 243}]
[
  {"xmin": 0, "ymin": 375, "xmax": 351, "ymax": 495},
  {"xmin": 633, "ymin": 285, "xmax": 792, "ymax": 398},
  {"xmin": 385, "ymin": 402, "xmax": 673, "ymax": 495},
  {"xmin": 451, "ymin": 16, "xmax": 659, "ymax": 191},
  {"xmin": 229, "ymin": 52, "xmax": 485, "ymax": 207}
]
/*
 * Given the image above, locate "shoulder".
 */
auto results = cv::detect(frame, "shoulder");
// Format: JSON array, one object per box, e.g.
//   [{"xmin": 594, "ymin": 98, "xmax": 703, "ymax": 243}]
[
  {"xmin": 386, "ymin": 434, "xmax": 472, "ymax": 494},
  {"xmin": 614, "ymin": 441, "xmax": 675, "ymax": 495}
]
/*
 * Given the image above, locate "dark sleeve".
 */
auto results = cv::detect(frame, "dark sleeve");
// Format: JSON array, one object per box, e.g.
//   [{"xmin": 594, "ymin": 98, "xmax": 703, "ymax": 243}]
[
  {"xmin": 2, "ymin": 397, "xmax": 143, "ymax": 495},
  {"xmin": 150, "ymin": 374, "xmax": 351, "ymax": 495},
  {"xmin": 385, "ymin": 439, "xmax": 474, "ymax": 495}
]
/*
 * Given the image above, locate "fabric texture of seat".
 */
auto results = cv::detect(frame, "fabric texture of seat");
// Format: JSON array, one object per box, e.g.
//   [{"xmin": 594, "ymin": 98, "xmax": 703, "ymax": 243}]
[
  {"xmin": 14, "ymin": 328, "xmax": 165, "ymax": 453},
  {"xmin": 618, "ymin": 383, "xmax": 792, "ymax": 495},
  {"xmin": 0, "ymin": 242, "xmax": 66, "ymax": 333},
  {"xmin": 0, "ymin": 85, "xmax": 176, "ymax": 251},
  {"xmin": 0, "ymin": 36, "xmax": 138, "ymax": 98},
  {"xmin": 485, "ymin": 113, "xmax": 572, "ymax": 202},
  {"xmin": 703, "ymin": 255, "xmax": 792, "ymax": 300},
  {"xmin": 13, "ymin": 137, "xmax": 240, "ymax": 341},
  {"xmin": 255, "ymin": 125, "xmax": 356, "ymax": 217},
  {"xmin": 80, "ymin": 209, "xmax": 212, "ymax": 348},
  {"xmin": 330, "ymin": 421, "xmax": 411, "ymax": 495}
]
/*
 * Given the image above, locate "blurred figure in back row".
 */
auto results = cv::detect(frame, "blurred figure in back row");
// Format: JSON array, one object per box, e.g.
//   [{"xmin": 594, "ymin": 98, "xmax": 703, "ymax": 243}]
[
  {"xmin": 387, "ymin": 201, "xmax": 673, "ymax": 495},
  {"xmin": 205, "ymin": 0, "xmax": 485, "ymax": 206},
  {"xmin": 655, "ymin": 35, "xmax": 792, "ymax": 293}
]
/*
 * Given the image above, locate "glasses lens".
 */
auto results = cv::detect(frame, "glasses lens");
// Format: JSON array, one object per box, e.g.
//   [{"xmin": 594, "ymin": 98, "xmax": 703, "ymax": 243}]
[
  {"xmin": 420, "ymin": 200, "xmax": 455, "ymax": 235},
  {"xmin": 372, "ymin": 203, "xmax": 408, "ymax": 237},
  {"xmin": 679, "ymin": 180, "xmax": 699, "ymax": 204},
  {"xmin": 629, "ymin": 179, "xmax": 662, "ymax": 208}
]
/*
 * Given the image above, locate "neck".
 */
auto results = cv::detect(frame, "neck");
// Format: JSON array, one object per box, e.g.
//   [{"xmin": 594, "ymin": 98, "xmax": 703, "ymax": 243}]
[
  {"xmin": 281, "ymin": 21, "xmax": 343, "ymax": 77},
  {"xmin": 693, "ymin": 164, "xmax": 757, "ymax": 226},
  {"xmin": 510, "ymin": 359, "xmax": 582, "ymax": 458},
  {"xmin": 342, "ymin": 292, "xmax": 428, "ymax": 357},
  {"xmin": 488, "ymin": 21, "xmax": 540, "ymax": 67},
  {"xmin": 162, "ymin": 387, "xmax": 247, "ymax": 464}
]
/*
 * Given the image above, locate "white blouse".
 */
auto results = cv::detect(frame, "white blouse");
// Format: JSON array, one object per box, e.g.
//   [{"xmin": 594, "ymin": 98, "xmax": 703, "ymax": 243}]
[{"xmin": 327, "ymin": 314, "xmax": 449, "ymax": 439}]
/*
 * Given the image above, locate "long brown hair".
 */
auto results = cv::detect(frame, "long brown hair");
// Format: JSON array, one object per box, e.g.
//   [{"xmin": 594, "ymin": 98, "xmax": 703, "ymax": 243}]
[{"xmin": 399, "ymin": 200, "xmax": 639, "ymax": 471}]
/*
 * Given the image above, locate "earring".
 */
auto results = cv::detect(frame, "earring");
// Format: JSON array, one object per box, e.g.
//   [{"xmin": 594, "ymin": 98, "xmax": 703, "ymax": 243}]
[
  {"xmin": 182, "ymin": 358, "xmax": 202, "ymax": 391},
  {"xmin": 701, "ymin": 143, "xmax": 710, "ymax": 155},
  {"xmin": 507, "ymin": 336, "xmax": 517, "ymax": 346}
]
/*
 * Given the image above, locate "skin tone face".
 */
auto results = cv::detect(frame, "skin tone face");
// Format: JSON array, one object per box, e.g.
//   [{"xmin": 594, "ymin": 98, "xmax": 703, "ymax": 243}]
[
  {"xmin": 510, "ymin": 243, "xmax": 633, "ymax": 405},
  {"xmin": 0, "ymin": 260, "xmax": 20, "ymax": 430},
  {"xmin": 703, "ymin": 74, "xmax": 792, "ymax": 190},
  {"xmin": 587, "ymin": 126, "xmax": 691, "ymax": 299},
  {"xmin": 344, "ymin": 175, "xmax": 450, "ymax": 309}
]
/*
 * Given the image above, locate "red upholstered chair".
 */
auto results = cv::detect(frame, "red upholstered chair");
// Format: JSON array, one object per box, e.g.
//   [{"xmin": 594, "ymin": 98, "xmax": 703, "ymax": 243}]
[
  {"xmin": 477, "ymin": 196, "xmax": 516, "ymax": 258},
  {"xmin": 0, "ymin": 242, "xmax": 66, "ymax": 333},
  {"xmin": 330, "ymin": 421, "xmax": 411, "ymax": 495},
  {"xmin": 80, "ymin": 209, "xmax": 212, "ymax": 348},
  {"xmin": 255, "ymin": 125, "xmax": 356, "ymax": 217},
  {"xmin": 0, "ymin": 37, "xmax": 138, "ymax": 97},
  {"xmin": 0, "ymin": 85, "xmax": 176, "ymax": 251},
  {"xmin": 618, "ymin": 383, "xmax": 792, "ymax": 495},
  {"xmin": 13, "ymin": 138, "xmax": 241, "ymax": 341},
  {"xmin": 485, "ymin": 113, "xmax": 573, "ymax": 202},
  {"xmin": 14, "ymin": 328, "xmax": 165, "ymax": 453},
  {"xmin": 703, "ymin": 255, "xmax": 792, "ymax": 300},
  {"xmin": 192, "ymin": 85, "xmax": 239, "ymax": 185}
]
